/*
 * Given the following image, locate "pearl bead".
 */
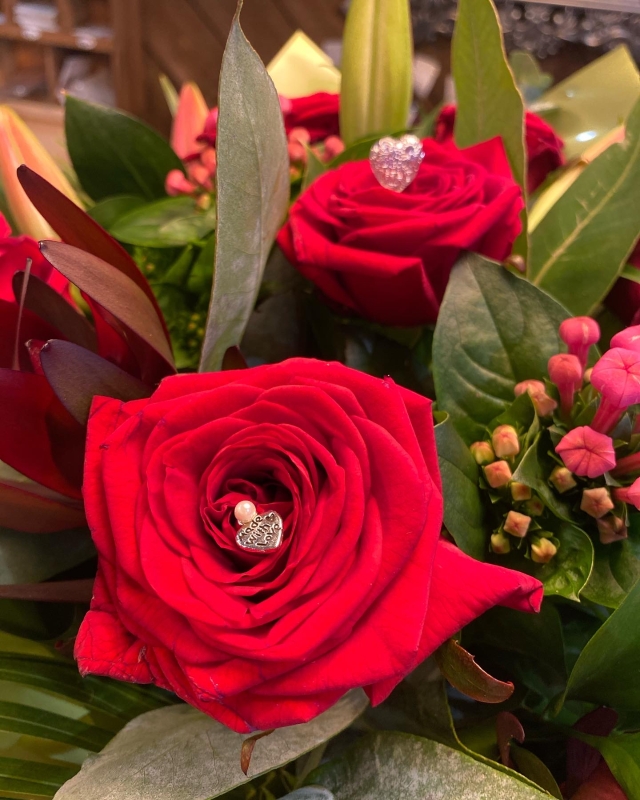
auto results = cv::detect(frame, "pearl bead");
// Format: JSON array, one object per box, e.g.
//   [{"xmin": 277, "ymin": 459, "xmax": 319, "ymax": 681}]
[{"xmin": 234, "ymin": 500, "xmax": 257, "ymax": 525}]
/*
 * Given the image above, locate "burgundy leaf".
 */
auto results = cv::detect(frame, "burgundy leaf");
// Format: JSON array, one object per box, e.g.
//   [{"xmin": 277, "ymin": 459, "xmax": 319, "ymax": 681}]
[
  {"xmin": 240, "ymin": 729, "xmax": 275, "ymax": 776},
  {"xmin": 496, "ymin": 711, "xmax": 525, "ymax": 768},
  {"xmin": 0, "ymin": 579, "xmax": 94, "ymax": 603},
  {"xmin": 0, "ymin": 481, "xmax": 84, "ymax": 533},
  {"xmin": 222, "ymin": 346, "xmax": 249, "ymax": 371},
  {"xmin": 435, "ymin": 639, "xmax": 515, "ymax": 703}
]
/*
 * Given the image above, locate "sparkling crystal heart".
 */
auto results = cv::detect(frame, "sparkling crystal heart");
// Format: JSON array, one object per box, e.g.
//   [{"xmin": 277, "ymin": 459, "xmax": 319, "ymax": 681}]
[
  {"xmin": 369, "ymin": 134, "xmax": 425, "ymax": 193},
  {"xmin": 236, "ymin": 510, "xmax": 283, "ymax": 553}
]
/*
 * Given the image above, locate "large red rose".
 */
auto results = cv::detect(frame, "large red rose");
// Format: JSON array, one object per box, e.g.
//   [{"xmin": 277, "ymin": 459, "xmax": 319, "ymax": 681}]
[
  {"xmin": 434, "ymin": 105, "xmax": 565, "ymax": 194},
  {"xmin": 75, "ymin": 359, "xmax": 542, "ymax": 733},
  {"xmin": 277, "ymin": 138, "xmax": 523, "ymax": 327}
]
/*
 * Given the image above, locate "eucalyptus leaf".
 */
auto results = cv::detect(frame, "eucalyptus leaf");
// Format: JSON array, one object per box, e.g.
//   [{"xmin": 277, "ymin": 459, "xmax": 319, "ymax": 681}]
[
  {"xmin": 110, "ymin": 197, "xmax": 216, "ymax": 248},
  {"xmin": 199, "ymin": 1, "xmax": 289, "ymax": 372},
  {"xmin": 53, "ymin": 691, "xmax": 368, "ymax": 800},
  {"xmin": 432, "ymin": 254, "xmax": 568, "ymax": 443},
  {"xmin": 65, "ymin": 96, "xmax": 183, "ymax": 202},
  {"xmin": 434, "ymin": 413, "xmax": 486, "ymax": 560},
  {"xmin": 340, "ymin": 0, "xmax": 413, "ymax": 146},
  {"xmin": 529, "ymin": 97, "xmax": 640, "ymax": 315},
  {"xmin": 308, "ymin": 732, "xmax": 549, "ymax": 799}
]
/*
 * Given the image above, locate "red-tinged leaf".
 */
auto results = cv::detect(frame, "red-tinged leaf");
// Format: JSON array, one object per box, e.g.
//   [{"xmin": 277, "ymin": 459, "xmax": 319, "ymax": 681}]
[
  {"xmin": 566, "ymin": 708, "xmax": 619, "ymax": 797},
  {"xmin": 240, "ymin": 729, "xmax": 275, "ymax": 776},
  {"xmin": 17, "ymin": 165, "xmax": 171, "ymax": 342},
  {"xmin": 0, "ymin": 579, "xmax": 94, "ymax": 603},
  {"xmin": 40, "ymin": 241, "xmax": 175, "ymax": 384},
  {"xmin": 222, "ymin": 346, "xmax": 248, "ymax": 371},
  {"xmin": 13, "ymin": 271, "xmax": 97, "ymax": 352},
  {"xmin": 497, "ymin": 712, "xmax": 525, "ymax": 768},
  {"xmin": 0, "ymin": 369, "xmax": 83, "ymax": 498},
  {"xmin": 0, "ymin": 481, "xmax": 84, "ymax": 533},
  {"xmin": 435, "ymin": 639, "xmax": 515, "ymax": 703},
  {"xmin": 571, "ymin": 761, "xmax": 627, "ymax": 800},
  {"xmin": 86, "ymin": 296, "xmax": 140, "ymax": 376},
  {"xmin": 40, "ymin": 340, "xmax": 150, "ymax": 425}
]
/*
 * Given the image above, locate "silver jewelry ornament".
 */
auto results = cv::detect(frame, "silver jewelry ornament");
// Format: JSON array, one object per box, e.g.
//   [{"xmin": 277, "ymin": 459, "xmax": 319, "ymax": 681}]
[
  {"xmin": 369, "ymin": 134, "xmax": 425, "ymax": 193},
  {"xmin": 234, "ymin": 500, "xmax": 283, "ymax": 553}
]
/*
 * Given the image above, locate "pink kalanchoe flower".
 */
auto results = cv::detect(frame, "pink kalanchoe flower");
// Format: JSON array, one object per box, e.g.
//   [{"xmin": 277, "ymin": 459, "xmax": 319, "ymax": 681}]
[
  {"xmin": 590, "ymin": 347, "xmax": 640, "ymax": 433},
  {"xmin": 514, "ymin": 379, "xmax": 545, "ymax": 397},
  {"xmin": 165, "ymin": 169, "xmax": 197, "ymax": 197},
  {"xmin": 555, "ymin": 426, "xmax": 616, "ymax": 478},
  {"xmin": 548, "ymin": 353, "xmax": 583, "ymax": 416},
  {"xmin": 581, "ymin": 487, "xmax": 614, "ymax": 519},
  {"xmin": 613, "ymin": 477, "xmax": 640, "ymax": 510},
  {"xmin": 597, "ymin": 515, "xmax": 628, "ymax": 545},
  {"xmin": 559, "ymin": 316, "xmax": 600, "ymax": 369},
  {"xmin": 611, "ymin": 325, "xmax": 640, "ymax": 353}
]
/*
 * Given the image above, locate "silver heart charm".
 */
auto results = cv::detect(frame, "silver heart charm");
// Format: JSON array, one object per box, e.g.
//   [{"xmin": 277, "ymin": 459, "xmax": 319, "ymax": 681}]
[
  {"xmin": 235, "ymin": 510, "xmax": 283, "ymax": 553},
  {"xmin": 369, "ymin": 134, "xmax": 425, "ymax": 193}
]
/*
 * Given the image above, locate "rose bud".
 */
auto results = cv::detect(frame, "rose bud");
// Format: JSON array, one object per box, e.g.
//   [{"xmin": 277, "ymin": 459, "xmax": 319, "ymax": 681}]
[
  {"xmin": 597, "ymin": 515, "xmax": 628, "ymax": 545},
  {"xmin": 549, "ymin": 465, "xmax": 577, "ymax": 494},
  {"xmin": 165, "ymin": 169, "xmax": 196, "ymax": 197},
  {"xmin": 492, "ymin": 425, "xmax": 520, "ymax": 458},
  {"xmin": 548, "ymin": 353, "xmax": 583, "ymax": 417},
  {"xmin": 559, "ymin": 316, "xmax": 600, "ymax": 369},
  {"xmin": 491, "ymin": 531, "xmax": 511, "ymax": 554},
  {"xmin": 531, "ymin": 537, "xmax": 558, "ymax": 564},
  {"xmin": 504, "ymin": 510, "xmax": 531, "ymax": 538},
  {"xmin": 470, "ymin": 441, "xmax": 495, "ymax": 465},
  {"xmin": 524, "ymin": 496, "xmax": 545, "ymax": 516},
  {"xmin": 511, "ymin": 482, "xmax": 532, "ymax": 502},
  {"xmin": 590, "ymin": 348, "xmax": 640, "ymax": 434},
  {"xmin": 514, "ymin": 379, "xmax": 545, "ymax": 397},
  {"xmin": 611, "ymin": 325, "xmax": 640, "ymax": 354},
  {"xmin": 581, "ymin": 487, "xmax": 615, "ymax": 519},
  {"xmin": 484, "ymin": 460, "xmax": 512, "ymax": 489},
  {"xmin": 613, "ymin": 477, "xmax": 640, "ymax": 510},
  {"xmin": 555, "ymin": 426, "xmax": 616, "ymax": 478},
  {"xmin": 73, "ymin": 360, "xmax": 543, "ymax": 733}
]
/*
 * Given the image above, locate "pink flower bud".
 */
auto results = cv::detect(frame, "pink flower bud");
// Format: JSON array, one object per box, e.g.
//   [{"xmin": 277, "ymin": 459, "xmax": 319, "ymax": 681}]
[
  {"xmin": 555, "ymin": 426, "xmax": 616, "ymax": 478},
  {"xmin": 548, "ymin": 353, "xmax": 583, "ymax": 416},
  {"xmin": 511, "ymin": 482, "xmax": 532, "ymax": 502},
  {"xmin": 187, "ymin": 162, "xmax": 214, "ymax": 191},
  {"xmin": 611, "ymin": 325, "xmax": 640, "ymax": 354},
  {"xmin": 491, "ymin": 531, "xmax": 511, "ymax": 554},
  {"xmin": 504, "ymin": 510, "xmax": 531, "ymax": 538},
  {"xmin": 559, "ymin": 316, "xmax": 600, "ymax": 368},
  {"xmin": 514, "ymin": 379, "xmax": 545, "ymax": 397},
  {"xmin": 492, "ymin": 425, "xmax": 520, "ymax": 458},
  {"xmin": 323, "ymin": 135, "xmax": 346, "ymax": 161},
  {"xmin": 470, "ymin": 441, "xmax": 495, "ymax": 465},
  {"xmin": 484, "ymin": 460, "xmax": 512, "ymax": 489},
  {"xmin": 613, "ymin": 477, "xmax": 640, "ymax": 510},
  {"xmin": 531, "ymin": 537, "xmax": 558, "ymax": 563},
  {"xmin": 524, "ymin": 496, "xmax": 545, "ymax": 516},
  {"xmin": 530, "ymin": 390, "xmax": 558, "ymax": 418},
  {"xmin": 581, "ymin": 487, "xmax": 614, "ymax": 519},
  {"xmin": 549, "ymin": 465, "xmax": 577, "ymax": 494},
  {"xmin": 288, "ymin": 127, "xmax": 311, "ymax": 146},
  {"xmin": 288, "ymin": 141, "xmax": 308, "ymax": 164},
  {"xmin": 590, "ymin": 347, "xmax": 640, "ymax": 433},
  {"xmin": 597, "ymin": 515, "xmax": 628, "ymax": 545},
  {"xmin": 611, "ymin": 450, "xmax": 640, "ymax": 478},
  {"xmin": 165, "ymin": 169, "xmax": 196, "ymax": 197}
]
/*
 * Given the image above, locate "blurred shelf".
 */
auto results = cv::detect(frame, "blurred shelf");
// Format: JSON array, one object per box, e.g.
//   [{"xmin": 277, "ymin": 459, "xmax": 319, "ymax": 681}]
[{"xmin": 0, "ymin": 22, "xmax": 112, "ymax": 53}]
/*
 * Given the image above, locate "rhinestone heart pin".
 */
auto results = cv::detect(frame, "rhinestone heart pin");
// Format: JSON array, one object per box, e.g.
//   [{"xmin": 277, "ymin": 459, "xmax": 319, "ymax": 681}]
[
  {"xmin": 234, "ymin": 500, "xmax": 283, "ymax": 553},
  {"xmin": 369, "ymin": 134, "xmax": 425, "ymax": 193}
]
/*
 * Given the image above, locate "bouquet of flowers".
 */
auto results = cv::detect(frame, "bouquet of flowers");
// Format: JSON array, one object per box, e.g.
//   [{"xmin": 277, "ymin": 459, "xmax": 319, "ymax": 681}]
[{"xmin": 0, "ymin": 0, "xmax": 639, "ymax": 797}]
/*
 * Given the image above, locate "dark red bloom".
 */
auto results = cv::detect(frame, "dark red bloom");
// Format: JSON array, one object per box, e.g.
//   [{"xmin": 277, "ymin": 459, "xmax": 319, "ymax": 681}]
[
  {"xmin": 604, "ymin": 241, "xmax": 640, "ymax": 326},
  {"xmin": 277, "ymin": 138, "xmax": 523, "ymax": 327},
  {"xmin": 75, "ymin": 359, "xmax": 542, "ymax": 733}
]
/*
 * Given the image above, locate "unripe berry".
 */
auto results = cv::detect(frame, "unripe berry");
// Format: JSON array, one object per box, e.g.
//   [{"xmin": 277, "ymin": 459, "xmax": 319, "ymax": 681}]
[
  {"xmin": 492, "ymin": 425, "xmax": 520, "ymax": 459},
  {"xmin": 580, "ymin": 487, "xmax": 614, "ymax": 519},
  {"xmin": 531, "ymin": 537, "xmax": 558, "ymax": 563},
  {"xmin": 470, "ymin": 441, "xmax": 495, "ymax": 466},
  {"xmin": 484, "ymin": 460, "xmax": 512, "ymax": 489},
  {"xmin": 504, "ymin": 510, "xmax": 531, "ymax": 538},
  {"xmin": 549, "ymin": 465, "xmax": 577, "ymax": 494},
  {"xmin": 491, "ymin": 531, "xmax": 511, "ymax": 554}
]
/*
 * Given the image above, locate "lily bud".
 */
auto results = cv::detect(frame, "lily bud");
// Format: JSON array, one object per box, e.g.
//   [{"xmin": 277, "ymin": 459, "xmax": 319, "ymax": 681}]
[
  {"xmin": 613, "ymin": 477, "xmax": 640, "ymax": 510},
  {"xmin": 558, "ymin": 317, "xmax": 600, "ymax": 369},
  {"xmin": 470, "ymin": 441, "xmax": 495, "ymax": 466},
  {"xmin": 524, "ymin": 496, "xmax": 545, "ymax": 516},
  {"xmin": 597, "ymin": 515, "xmax": 628, "ymax": 545},
  {"xmin": 531, "ymin": 537, "xmax": 558, "ymax": 564},
  {"xmin": 581, "ymin": 487, "xmax": 614, "ymax": 519},
  {"xmin": 549, "ymin": 465, "xmax": 577, "ymax": 494},
  {"xmin": 555, "ymin": 426, "xmax": 616, "ymax": 478},
  {"xmin": 491, "ymin": 531, "xmax": 511, "ymax": 554},
  {"xmin": 504, "ymin": 510, "xmax": 531, "ymax": 538},
  {"xmin": 484, "ymin": 460, "xmax": 512, "ymax": 489},
  {"xmin": 511, "ymin": 482, "xmax": 532, "ymax": 502},
  {"xmin": 548, "ymin": 353, "xmax": 583, "ymax": 416},
  {"xmin": 590, "ymin": 348, "xmax": 640, "ymax": 434},
  {"xmin": 492, "ymin": 425, "xmax": 520, "ymax": 459},
  {"xmin": 171, "ymin": 82, "xmax": 208, "ymax": 160}
]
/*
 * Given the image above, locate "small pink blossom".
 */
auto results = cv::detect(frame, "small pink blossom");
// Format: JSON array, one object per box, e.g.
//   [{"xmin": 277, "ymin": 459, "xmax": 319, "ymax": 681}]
[
  {"xmin": 559, "ymin": 317, "xmax": 600, "ymax": 368},
  {"xmin": 548, "ymin": 353, "xmax": 582, "ymax": 416},
  {"xmin": 581, "ymin": 487, "xmax": 614, "ymax": 519},
  {"xmin": 611, "ymin": 325, "xmax": 640, "ymax": 353},
  {"xmin": 555, "ymin": 426, "xmax": 616, "ymax": 478},
  {"xmin": 613, "ymin": 477, "xmax": 640, "ymax": 510},
  {"xmin": 484, "ymin": 460, "xmax": 512, "ymax": 489},
  {"xmin": 591, "ymin": 347, "xmax": 640, "ymax": 408},
  {"xmin": 514, "ymin": 379, "xmax": 545, "ymax": 397}
]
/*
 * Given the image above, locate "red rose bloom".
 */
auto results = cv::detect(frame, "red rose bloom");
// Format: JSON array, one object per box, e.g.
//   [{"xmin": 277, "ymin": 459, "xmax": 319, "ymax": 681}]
[
  {"xmin": 75, "ymin": 359, "xmax": 542, "ymax": 733},
  {"xmin": 277, "ymin": 138, "xmax": 523, "ymax": 327},
  {"xmin": 435, "ymin": 105, "xmax": 565, "ymax": 194},
  {"xmin": 283, "ymin": 92, "xmax": 340, "ymax": 143}
]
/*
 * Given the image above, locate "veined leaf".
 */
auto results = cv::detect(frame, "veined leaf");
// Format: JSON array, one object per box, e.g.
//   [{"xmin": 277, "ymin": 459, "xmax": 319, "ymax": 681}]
[
  {"xmin": 340, "ymin": 0, "xmax": 413, "ymax": 146},
  {"xmin": 110, "ymin": 197, "xmax": 216, "ymax": 248},
  {"xmin": 53, "ymin": 691, "xmax": 368, "ymax": 800},
  {"xmin": 199, "ymin": 0, "xmax": 289, "ymax": 372},
  {"xmin": 529, "ymin": 97, "xmax": 640, "ymax": 315}
]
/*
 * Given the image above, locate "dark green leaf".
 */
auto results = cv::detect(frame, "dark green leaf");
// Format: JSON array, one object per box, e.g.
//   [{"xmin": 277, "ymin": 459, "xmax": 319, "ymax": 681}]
[
  {"xmin": 88, "ymin": 195, "xmax": 146, "ymax": 230},
  {"xmin": 110, "ymin": 197, "xmax": 216, "ymax": 248},
  {"xmin": 536, "ymin": 522, "xmax": 594, "ymax": 601},
  {"xmin": 432, "ymin": 254, "xmax": 568, "ymax": 443},
  {"xmin": 0, "ymin": 700, "xmax": 111, "ymax": 751},
  {"xmin": 0, "ymin": 526, "xmax": 94, "ymax": 585},
  {"xmin": 0, "ymin": 757, "xmax": 78, "ymax": 798},
  {"xmin": 65, "ymin": 96, "xmax": 183, "ymax": 202},
  {"xmin": 435, "ymin": 413, "xmax": 486, "ymax": 560},
  {"xmin": 512, "ymin": 433, "xmax": 572, "ymax": 522},
  {"xmin": 593, "ymin": 732, "xmax": 640, "ymax": 800},
  {"xmin": 509, "ymin": 745, "xmax": 562, "ymax": 799}
]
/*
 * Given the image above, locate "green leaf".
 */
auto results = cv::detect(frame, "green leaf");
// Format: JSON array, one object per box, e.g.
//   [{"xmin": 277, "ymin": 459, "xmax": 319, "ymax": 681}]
[
  {"xmin": 65, "ymin": 95, "xmax": 183, "ymax": 202},
  {"xmin": 581, "ymin": 524, "xmax": 640, "ymax": 609},
  {"xmin": 432, "ymin": 254, "xmax": 568, "ymax": 443},
  {"xmin": 593, "ymin": 732, "xmax": 640, "ymax": 800},
  {"xmin": 302, "ymin": 149, "xmax": 328, "ymax": 192},
  {"xmin": 0, "ymin": 526, "xmax": 94, "ymax": 585},
  {"xmin": 309, "ymin": 732, "xmax": 550, "ymax": 799},
  {"xmin": 199, "ymin": 2, "xmax": 289, "ymax": 372},
  {"xmin": 0, "ymin": 757, "xmax": 78, "ymax": 798},
  {"xmin": 110, "ymin": 197, "xmax": 216, "ymax": 248},
  {"xmin": 567, "ymin": 577, "xmax": 640, "ymax": 712},
  {"xmin": 534, "ymin": 522, "xmax": 594, "ymax": 602},
  {"xmin": 54, "ymin": 691, "xmax": 368, "ymax": 800},
  {"xmin": 509, "ymin": 745, "xmax": 562, "ymax": 800},
  {"xmin": 529, "ymin": 97, "xmax": 640, "ymax": 315},
  {"xmin": 0, "ymin": 701, "xmax": 111, "ymax": 751},
  {"xmin": 512, "ymin": 433, "xmax": 572, "ymax": 522},
  {"xmin": 88, "ymin": 195, "xmax": 146, "ymax": 230},
  {"xmin": 340, "ymin": 0, "xmax": 413, "ymax": 146},
  {"xmin": 434, "ymin": 413, "xmax": 486, "ymax": 560},
  {"xmin": 509, "ymin": 52, "xmax": 552, "ymax": 105}
]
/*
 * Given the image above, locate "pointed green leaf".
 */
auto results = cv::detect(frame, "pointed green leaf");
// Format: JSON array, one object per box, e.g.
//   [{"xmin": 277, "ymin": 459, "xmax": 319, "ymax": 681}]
[
  {"xmin": 199, "ymin": 1, "xmax": 289, "ymax": 372},
  {"xmin": 110, "ymin": 197, "xmax": 216, "ymax": 248},
  {"xmin": 0, "ymin": 757, "xmax": 78, "ymax": 798},
  {"xmin": 529, "ymin": 97, "xmax": 640, "ymax": 315},
  {"xmin": 0, "ymin": 701, "xmax": 111, "ymax": 751},
  {"xmin": 339, "ymin": 0, "xmax": 413, "ymax": 146},
  {"xmin": 0, "ymin": 526, "xmax": 93, "ymax": 585}
]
